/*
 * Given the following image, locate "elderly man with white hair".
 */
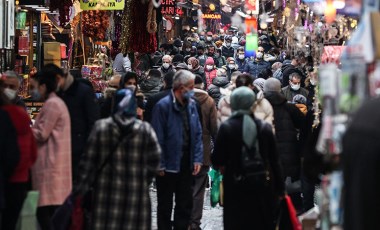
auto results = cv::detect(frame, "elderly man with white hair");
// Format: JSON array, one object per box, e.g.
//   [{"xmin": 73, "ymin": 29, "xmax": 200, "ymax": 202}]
[
  {"xmin": 151, "ymin": 70, "xmax": 203, "ymax": 230},
  {"xmin": 160, "ymin": 54, "xmax": 175, "ymax": 75},
  {"xmin": 1, "ymin": 70, "xmax": 25, "ymax": 108}
]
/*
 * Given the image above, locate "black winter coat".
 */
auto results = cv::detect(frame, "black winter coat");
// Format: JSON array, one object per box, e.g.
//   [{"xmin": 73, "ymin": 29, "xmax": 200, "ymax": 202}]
[
  {"xmin": 212, "ymin": 116, "xmax": 285, "ymax": 230},
  {"xmin": 0, "ymin": 110, "xmax": 20, "ymax": 210},
  {"xmin": 58, "ymin": 79, "xmax": 100, "ymax": 178},
  {"xmin": 226, "ymin": 68, "xmax": 237, "ymax": 81},
  {"xmin": 265, "ymin": 92, "xmax": 304, "ymax": 179},
  {"xmin": 343, "ymin": 98, "xmax": 380, "ymax": 230},
  {"xmin": 221, "ymin": 45, "xmax": 235, "ymax": 58},
  {"xmin": 281, "ymin": 64, "xmax": 306, "ymax": 87},
  {"xmin": 207, "ymin": 77, "xmax": 230, "ymax": 106},
  {"xmin": 144, "ymin": 89, "xmax": 171, "ymax": 123}
]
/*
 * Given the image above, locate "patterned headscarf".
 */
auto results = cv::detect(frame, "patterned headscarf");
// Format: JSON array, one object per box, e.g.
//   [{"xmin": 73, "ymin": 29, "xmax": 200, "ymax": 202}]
[
  {"xmin": 113, "ymin": 89, "xmax": 137, "ymax": 117},
  {"xmin": 187, "ymin": 57, "xmax": 200, "ymax": 70}
]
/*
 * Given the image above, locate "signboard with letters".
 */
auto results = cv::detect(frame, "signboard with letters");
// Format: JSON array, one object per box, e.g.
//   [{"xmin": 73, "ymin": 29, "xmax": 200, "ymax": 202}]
[{"xmin": 80, "ymin": 0, "xmax": 125, "ymax": 10}]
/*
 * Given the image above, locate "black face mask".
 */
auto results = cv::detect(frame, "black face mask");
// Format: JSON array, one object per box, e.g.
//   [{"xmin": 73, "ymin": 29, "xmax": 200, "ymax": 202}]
[
  {"xmin": 208, "ymin": 52, "xmax": 214, "ymax": 56},
  {"xmin": 198, "ymin": 51, "xmax": 204, "ymax": 55}
]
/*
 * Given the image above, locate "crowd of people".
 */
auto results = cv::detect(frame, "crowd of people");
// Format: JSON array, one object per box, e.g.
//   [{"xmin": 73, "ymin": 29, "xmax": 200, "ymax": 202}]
[{"xmin": 0, "ymin": 30, "xmax": 322, "ymax": 230}]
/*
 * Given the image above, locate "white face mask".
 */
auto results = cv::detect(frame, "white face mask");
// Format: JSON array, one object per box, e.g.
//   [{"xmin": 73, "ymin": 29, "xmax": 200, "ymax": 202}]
[
  {"xmin": 310, "ymin": 79, "xmax": 317, "ymax": 86},
  {"xmin": 238, "ymin": 54, "xmax": 245, "ymax": 60},
  {"xmin": 207, "ymin": 36, "xmax": 212, "ymax": 41},
  {"xmin": 226, "ymin": 42, "xmax": 231, "ymax": 47},
  {"xmin": 4, "ymin": 88, "xmax": 17, "ymax": 100},
  {"xmin": 206, "ymin": 65, "xmax": 213, "ymax": 70},
  {"xmin": 186, "ymin": 48, "xmax": 191, "ymax": 52},
  {"xmin": 256, "ymin": 52, "xmax": 263, "ymax": 59},
  {"xmin": 187, "ymin": 64, "xmax": 193, "ymax": 70},
  {"xmin": 162, "ymin": 63, "xmax": 170, "ymax": 69},
  {"xmin": 290, "ymin": 82, "xmax": 301, "ymax": 91},
  {"xmin": 228, "ymin": 64, "xmax": 235, "ymax": 69}
]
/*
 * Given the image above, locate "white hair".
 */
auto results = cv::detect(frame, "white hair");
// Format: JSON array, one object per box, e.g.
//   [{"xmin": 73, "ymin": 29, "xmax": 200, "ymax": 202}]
[
  {"xmin": 172, "ymin": 70, "xmax": 195, "ymax": 90},
  {"xmin": 162, "ymin": 55, "xmax": 172, "ymax": 63}
]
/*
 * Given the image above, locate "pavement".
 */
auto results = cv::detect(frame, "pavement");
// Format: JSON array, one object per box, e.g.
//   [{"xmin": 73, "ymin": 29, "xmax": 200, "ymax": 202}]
[{"xmin": 150, "ymin": 189, "xmax": 224, "ymax": 230}]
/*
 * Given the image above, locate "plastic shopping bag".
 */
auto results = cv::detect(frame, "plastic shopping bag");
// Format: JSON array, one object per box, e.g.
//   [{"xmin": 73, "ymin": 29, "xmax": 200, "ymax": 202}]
[
  {"xmin": 209, "ymin": 169, "xmax": 223, "ymax": 207},
  {"xmin": 16, "ymin": 191, "xmax": 39, "ymax": 230}
]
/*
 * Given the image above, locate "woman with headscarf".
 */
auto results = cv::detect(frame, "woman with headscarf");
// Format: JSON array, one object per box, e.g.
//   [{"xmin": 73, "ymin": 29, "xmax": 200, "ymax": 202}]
[
  {"xmin": 187, "ymin": 57, "xmax": 206, "ymax": 87},
  {"xmin": 73, "ymin": 89, "xmax": 161, "ymax": 230},
  {"xmin": 212, "ymin": 87, "xmax": 284, "ymax": 230}
]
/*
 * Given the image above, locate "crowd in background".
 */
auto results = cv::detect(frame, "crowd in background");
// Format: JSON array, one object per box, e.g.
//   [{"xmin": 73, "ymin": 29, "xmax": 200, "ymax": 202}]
[{"xmin": 0, "ymin": 29, "xmax": 322, "ymax": 230}]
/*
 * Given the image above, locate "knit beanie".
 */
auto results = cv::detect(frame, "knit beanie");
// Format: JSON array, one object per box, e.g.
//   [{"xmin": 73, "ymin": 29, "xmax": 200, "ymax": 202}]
[
  {"xmin": 205, "ymin": 57, "xmax": 215, "ymax": 65},
  {"xmin": 263, "ymin": 78, "xmax": 282, "ymax": 93}
]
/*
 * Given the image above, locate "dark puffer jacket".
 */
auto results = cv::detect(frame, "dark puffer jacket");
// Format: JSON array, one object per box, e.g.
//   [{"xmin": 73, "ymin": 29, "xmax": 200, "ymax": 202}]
[
  {"xmin": 140, "ymin": 78, "xmax": 162, "ymax": 99},
  {"xmin": 265, "ymin": 92, "xmax": 304, "ymax": 179},
  {"xmin": 221, "ymin": 45, "xmax": 235, "ymax": 58},
  {"xmin": 207, "ymin": 77, "xmax": 230, "ymax": 106}
]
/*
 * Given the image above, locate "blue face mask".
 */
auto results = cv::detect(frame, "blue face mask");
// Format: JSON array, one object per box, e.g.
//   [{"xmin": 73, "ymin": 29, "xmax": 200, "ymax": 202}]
[
  {"xmin": 183, "ymin": 89, "xmax": 195, "ymax": 101},
  {"xmin": 31, "ymin": 89, "xmax": 41, "ymax": 101}
]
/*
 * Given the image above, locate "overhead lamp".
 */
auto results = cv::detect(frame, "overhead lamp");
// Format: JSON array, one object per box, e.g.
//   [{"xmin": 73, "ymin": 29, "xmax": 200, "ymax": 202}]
[{"xmin": 333, "ymin": 0, "xmax": 345, "ymax": 9}]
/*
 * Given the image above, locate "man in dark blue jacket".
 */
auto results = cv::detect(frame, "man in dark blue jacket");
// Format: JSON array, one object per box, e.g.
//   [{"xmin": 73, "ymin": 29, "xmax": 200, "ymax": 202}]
[
  {"xmin": 151, "ymin": 70, "xmax": 203, "ymax": 230},
  {"xmin": 244, "ymin": 47, "xmax": 271, "ymax": 79}
]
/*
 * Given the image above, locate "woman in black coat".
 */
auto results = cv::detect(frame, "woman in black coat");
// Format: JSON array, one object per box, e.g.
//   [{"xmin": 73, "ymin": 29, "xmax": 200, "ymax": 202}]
[{"xmin": 212, "ymin": 87, "xmax": 284, "ymax": 230}]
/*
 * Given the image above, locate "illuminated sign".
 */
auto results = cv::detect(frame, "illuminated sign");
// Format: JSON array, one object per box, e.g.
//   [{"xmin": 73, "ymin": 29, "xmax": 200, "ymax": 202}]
[
  {"xmin": 80, "ymin": 0, "xmax": 125, "ymax": 10},
  {"xmin": 202, "ymin": 14, "xmax": 221, "ymax": 19},
  {"xmin": 161, "ymin": 0, "xmax": 183, "ymax": 16}
]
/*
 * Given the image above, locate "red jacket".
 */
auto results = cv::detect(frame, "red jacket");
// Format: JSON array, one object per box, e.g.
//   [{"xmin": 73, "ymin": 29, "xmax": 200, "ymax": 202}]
[
  {"xmin": 205, "ymin": 69, "xmax": 217, "ymax": 90},
  {"xmin": 1, "ymin": 105, "xmax": 37, "ymax": 183}
]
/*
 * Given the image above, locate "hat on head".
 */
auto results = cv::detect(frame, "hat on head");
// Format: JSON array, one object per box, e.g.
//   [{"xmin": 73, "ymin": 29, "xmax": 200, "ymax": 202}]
[
  {"xmin": 175, "ymin": 63, "xmax": 189, "ymax": 70},
  {"xmin": 206, "ymin": 31, "xmax": 213, "ymax": 36},
  {"xmin": 205, "ymin": 57, "xmax": 215, "ymax": 65},
  {"xmin": 264, "ymin": 78, "xmax": 281, "ymax": 93},
  {"xmin": 173, "ymin": 39, "xmax": 182, "ymax": 47}
]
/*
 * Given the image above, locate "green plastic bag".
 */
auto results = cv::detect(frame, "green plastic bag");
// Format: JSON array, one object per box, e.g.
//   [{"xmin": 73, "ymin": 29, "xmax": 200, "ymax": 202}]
[
  {"xmin": 16, "ymin": 191, "xmax": 39, "ymax": 230},
  {"xmin": 209, "ymin": 169, "xmax": 223, "ymax": 207}
]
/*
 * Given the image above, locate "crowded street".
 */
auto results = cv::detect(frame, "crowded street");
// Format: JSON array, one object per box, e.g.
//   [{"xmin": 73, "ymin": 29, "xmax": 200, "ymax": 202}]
[{"xmin": 1, "ymin": 0, "xmax": 380, "ymax": 230}]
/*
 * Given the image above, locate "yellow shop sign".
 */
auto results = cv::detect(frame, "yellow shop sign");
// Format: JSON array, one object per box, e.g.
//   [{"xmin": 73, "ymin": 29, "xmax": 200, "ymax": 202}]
[{"xmin": 80, "ymin": 0, "xmax": 125, "ymax": 10}]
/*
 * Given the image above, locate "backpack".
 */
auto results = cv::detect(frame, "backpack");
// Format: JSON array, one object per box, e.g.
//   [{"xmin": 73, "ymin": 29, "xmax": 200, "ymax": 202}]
[{"xmin": 235, "ymin": 120, "xmax": 270, "ymax": 187}]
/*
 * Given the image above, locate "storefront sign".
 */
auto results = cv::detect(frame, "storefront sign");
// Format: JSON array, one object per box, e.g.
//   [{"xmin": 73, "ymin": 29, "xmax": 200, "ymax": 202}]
[
  {"xmin": 202, "ymin": 14, "xmax": 221, "ymax": 19},
  {"xmin": 80, "ymin": 0, "xmax": 125, "ymax": 10},
  {"xmin": 161, "ymin": 0, "xmax": 182, "ymax": 15}
]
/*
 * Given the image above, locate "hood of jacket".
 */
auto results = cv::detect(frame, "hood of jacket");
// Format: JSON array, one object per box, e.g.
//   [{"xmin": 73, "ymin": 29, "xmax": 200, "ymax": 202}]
[
  {"xmin": 194, "ymin": 88, "xmax": 210, "ymax": 104},
  {"xmin": 281, "ymin": 63, "xmax": 294, "ymax": 73},
  {"xmin": 140, "ymin": 78, "xmax": 161, "ymax": 91},
  {"xmin": 212, "ymin": 76, "xmax": 230, "ymax": 88},
  {"xmin": 265, "ymin": 91, "xmax": 287, "ymax": 106},
  {"xmin": 256, "ymin": 89, "xmax": 265, "ymax": 102}
]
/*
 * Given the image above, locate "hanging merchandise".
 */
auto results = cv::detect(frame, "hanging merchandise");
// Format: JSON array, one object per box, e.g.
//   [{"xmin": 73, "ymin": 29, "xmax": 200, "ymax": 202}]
[
  {"xmin": 119, "ymin": 0, "xmax": 157, "ymax": 54},
  {"xmin": 49, "ymin": 0, "xmax": 74, "ymax": 26},
  {"xmin": 82, "ymin": 10, "xmax": 110, "ymax": 41}
]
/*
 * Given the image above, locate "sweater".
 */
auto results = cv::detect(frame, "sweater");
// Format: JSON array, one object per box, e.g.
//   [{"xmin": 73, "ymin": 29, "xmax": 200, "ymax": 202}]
[{"xmin": 1, "ymin": 105, "xmax": 37, "ymax": 183}]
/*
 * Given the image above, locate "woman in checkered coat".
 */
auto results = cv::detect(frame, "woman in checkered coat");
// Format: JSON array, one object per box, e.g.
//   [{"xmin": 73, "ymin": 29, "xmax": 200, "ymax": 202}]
[{"xmin": 74, "ymin": 89, "xmax": 161, "ymax": 230}]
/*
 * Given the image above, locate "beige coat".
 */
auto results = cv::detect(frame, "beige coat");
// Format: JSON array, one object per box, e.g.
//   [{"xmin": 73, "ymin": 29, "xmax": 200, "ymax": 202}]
[
  {"xmin": 32, "ymin": 93, "xmax": 72, "ymax": 207},
  {"xmin": 217, "ymin": 90, "xmax": 275, "ymax": 132}
]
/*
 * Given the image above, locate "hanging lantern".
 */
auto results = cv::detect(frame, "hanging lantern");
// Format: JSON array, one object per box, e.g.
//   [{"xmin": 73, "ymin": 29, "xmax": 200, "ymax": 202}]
[{"xmin": 325, "ymin": 0, "xmax": 336, "ymax": 23}]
